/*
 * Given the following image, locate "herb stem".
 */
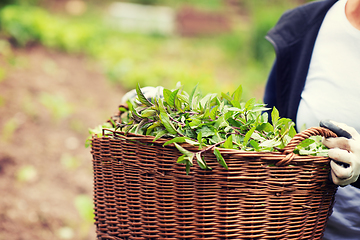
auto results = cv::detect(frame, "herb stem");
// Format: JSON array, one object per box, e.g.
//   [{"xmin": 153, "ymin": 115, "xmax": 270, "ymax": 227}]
[
  {"xmin": 168, "ymin": 115, "xmax": 186, "ymax": 127},
  {"xmin": 199, "ymin": 140, "xmax": 226, "ymax": 154}
]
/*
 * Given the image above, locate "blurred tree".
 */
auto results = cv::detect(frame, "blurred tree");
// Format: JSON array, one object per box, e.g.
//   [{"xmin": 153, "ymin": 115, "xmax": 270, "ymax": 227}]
[
  {"xmin": 0, "ymin": 0, "xmax": 44, "ymax": 8},
  {"xmin": 0, "ymin": 0, "xmax": 15, "ymax": 8},
  {"xmin": 120, "ymin": 0, "xmax": 161, "ymax": 5},
  {"xmin": 247, "ymin": 0, "xmax": 300, "ymax": 65}
]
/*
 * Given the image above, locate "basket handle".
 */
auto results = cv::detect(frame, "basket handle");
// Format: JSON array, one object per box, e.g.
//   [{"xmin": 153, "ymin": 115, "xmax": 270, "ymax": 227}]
[{"xmin": 276, "ymin": 127, "xmax": 337, "ymax": 166}]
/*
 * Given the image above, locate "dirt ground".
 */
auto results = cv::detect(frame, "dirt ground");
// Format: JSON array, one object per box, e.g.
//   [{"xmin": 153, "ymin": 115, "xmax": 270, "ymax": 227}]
[{"xmin": 0, "ymin": 44, "xmax": 126, "ymax": 240}]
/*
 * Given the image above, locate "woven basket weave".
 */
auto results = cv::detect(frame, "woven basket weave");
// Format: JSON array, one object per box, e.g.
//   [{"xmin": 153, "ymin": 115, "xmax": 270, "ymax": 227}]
[{"xmin": 90, "ymin": 127, "xmax": 338, "ymax": 240}]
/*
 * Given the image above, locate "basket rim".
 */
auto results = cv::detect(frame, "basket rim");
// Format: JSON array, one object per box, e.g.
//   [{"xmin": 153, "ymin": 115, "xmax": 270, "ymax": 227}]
[{"xmin": 92, "ymin": 127, "xmax": 337, "ymax": 166}]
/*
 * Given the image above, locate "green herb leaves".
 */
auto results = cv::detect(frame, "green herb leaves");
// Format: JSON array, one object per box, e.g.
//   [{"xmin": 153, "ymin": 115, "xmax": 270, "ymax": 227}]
[
  {"xmin": 99, "ymin": 84, "xmax": 325, "ymax": 173},
  {"xmin": 136, "ymin": 84, "xmax": 153, "ymax": 107}
]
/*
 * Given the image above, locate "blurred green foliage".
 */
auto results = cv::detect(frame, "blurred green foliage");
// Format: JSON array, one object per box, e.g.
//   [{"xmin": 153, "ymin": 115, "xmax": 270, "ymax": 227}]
[
  {"xmin": 0, "ymin": 2, "xmax": 299, "ymax": 98},
  {"xmin": 56, "ymin": 227, "xmax": 75, "ymax": 240},
  {"xmin": 0, "ymin": 67, "xmax": 6, "ymax": 82},
  {"xmin": 74, "ymin": 194, "xmax": 95, "ymax": 238},
  {"xmin": 61, "ymin": 153, "xmax": 81, "ymax": 170},
  {"xmin": 1, "ymin": 117, "xmax": 19, "ymax": 142},
  {"xmin": 74, "ymin": 195, "xmax": 94, "ymax": 222},
  {"xmin": 246, "ymin": 0, "xmax": 295, "ymax": 64},
  {"xmin": 0, "ymin": 95, "xmax": 5, "ymax": 107},
  {"xmin": 0, "ymin": 0, "xmax": 43, "ymax": 8},
  {"xmin": 16, "ymin": 164, "xmax": 38, "ymax": 183},
  {"xmin": 123, "ymin": 0, "xmax": 224, "ymax": 9},
  {"xmin": 39, "ymin": 92, "xmax": 74, "ymax": 121},
  {"xmin": 0, "ymin": 0, "xmax": 15, "ymax": 8}
]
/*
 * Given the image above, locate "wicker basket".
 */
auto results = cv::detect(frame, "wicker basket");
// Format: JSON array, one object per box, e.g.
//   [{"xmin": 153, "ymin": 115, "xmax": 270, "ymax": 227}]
[{"xmin": 90, "ymin": 127, "xmax": 338, "ymax": 240}]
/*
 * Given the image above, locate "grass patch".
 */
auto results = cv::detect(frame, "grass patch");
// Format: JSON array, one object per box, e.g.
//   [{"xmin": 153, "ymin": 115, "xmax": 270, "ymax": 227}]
[{"xmin": 0, "ymin": 3, "xmax": 299, "ymax": 98}]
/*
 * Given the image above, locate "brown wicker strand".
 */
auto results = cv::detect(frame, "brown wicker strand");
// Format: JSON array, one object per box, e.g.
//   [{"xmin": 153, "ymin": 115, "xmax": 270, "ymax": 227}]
[
  {"xmin": 91, "ymin": 137, "xmax": 101, "ymax": 232},
  {"xmin": 110, "ymin": 138, "xmax": 130, "ymax": 239}
]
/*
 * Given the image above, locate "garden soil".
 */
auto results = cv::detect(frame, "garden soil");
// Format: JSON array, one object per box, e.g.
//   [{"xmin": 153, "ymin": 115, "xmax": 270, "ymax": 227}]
[{"xmin": 0, "ymin": 44, "xmax": 126, "ymax": 240}]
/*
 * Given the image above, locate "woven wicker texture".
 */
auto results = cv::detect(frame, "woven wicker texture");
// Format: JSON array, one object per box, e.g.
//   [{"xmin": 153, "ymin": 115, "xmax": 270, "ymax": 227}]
[{"xmin": 90, "ymin": 127, "xmax": 338, "ymax": 240}]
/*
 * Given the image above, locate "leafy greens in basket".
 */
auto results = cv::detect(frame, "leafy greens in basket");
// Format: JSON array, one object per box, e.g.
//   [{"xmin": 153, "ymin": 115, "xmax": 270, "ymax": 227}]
[{"xmin": 87, "ymin": 84, "xmax": 329, "ymax": 174}]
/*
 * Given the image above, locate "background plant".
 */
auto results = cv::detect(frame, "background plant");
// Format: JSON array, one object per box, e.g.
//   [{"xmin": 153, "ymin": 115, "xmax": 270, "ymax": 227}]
[{"xmin": 0, "ymin": 2, "xmax": 302, "ymax": 98}]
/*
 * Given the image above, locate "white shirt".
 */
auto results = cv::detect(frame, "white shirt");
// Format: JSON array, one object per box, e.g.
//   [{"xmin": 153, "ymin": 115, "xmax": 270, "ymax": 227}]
[
  {"xmin": 296, "ymin": 0, "xmax": 360, "ymax": 133},
  {"xmin": 296, "ymin": 0, "xmax": 360, "ymax": 239}
]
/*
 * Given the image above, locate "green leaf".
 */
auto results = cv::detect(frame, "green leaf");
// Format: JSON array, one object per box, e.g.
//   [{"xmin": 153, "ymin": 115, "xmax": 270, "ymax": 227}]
[
  {"xmin": 141, "ymin": 109, "xmax": 156, "ymax": 118},
  {"xmin": 211, "ymin": 132, "xmax": 222, "ymax": 144},
  {"xmin": 160, "ymin": 112, "xmax": 177, "ymax": 135},
  {"xmin": 119, "ymin": 106, "xmax": 128, "ymax": 112},
  {"xmin": 146, "ymin": 121, "xmax": 160, "ymax": 135},
  {"xmin": 169, "ymin": 89, "xmax": 179, "ymax": 108},
  {"xmin": 163, "ymin": 89, "xmax": 172, "ymax": 105},
  {"xmin": 227, "ymin": 118, "xmax": 241, "ymax": 128},
  {"xmin": 271, "ymin": 107, "xmax": 280, "ymax": 126},
  {"xmin": 135, "ymin": 119, "xmax": 147, "ymax": 134},
  {"xmin": 245, "ymin": 98, "xmax": 256, "ymax": 110},
  {"xmin": 174, "ymin": 143, "xmax": 193, "ymax": 157},
  {"xmin": 214, "ymin": 115, "xmax": 228, "ymax": 129},
  {"xmin": 188, "ymin": 153, "xmax": 194, "ymax": 166},
  {"xmin": 136, "ymin": 84, "xmax": 153, "ymax": 106},
  {"xmin": 261, "ymin": 112, "xmax": 269, "ymax": 123},
  {"xmin": 128, "ymin": 102, "xmax": 142, "ymax": 121},
  {"xmin": 163, "ymin": 136, "xmax": 198, "ymax": 147},
  {"xmin": 197, "ymin": 131, "xmax": 203, "ymax": 150},
  {"xmin": 231, "ymin": 85, "xmax": 242, "ymax": 108},
  {"xmin": 214, "ymin": 148, "xmax": 228, "ymax": 169},
  {"xmin": 176, "ymin": 93, "xmax": 189, "ymax": 106},
  {"xmin": 85, "ymin": 138, "xmax": 92, "ymax": 148},
  {"xmin": 259, "ymin": 139, "xmax": 281, "ymax": 148},
  {"xmin": 184, "ymin": 138, "xmax": 199, "ymax": 146},
  {"xmin": 124, "ymin": 122, "xmax": 135, "ymax": 134},
  {"xmin": 186, "ymin": 161, "xmax": 191, "ymax": 175},
  {"xmin": 177, "ymin": 152, "xmax": 194, "ymax": 175},
  {"xmin": 210, "ymin": 105, "xmax": 218, "ymax": 120},
  {"xmin": 221, "ymin": 92, "xmax": 232, "ymax": 102},
  {"xmin": 157, "ymin": 98, "xmax": 167, "ymax": 113},
  {"xmin": 198, "ymin": 126, "xmax": 215, "ymax": 138},
  {"xmin": 175, "ymin": 97, "xmax": 183, "ymax": 112},
  {"xmin": 177, "ymin": 155, "xmax": 186, "ymax": 164},
  {"xmin": 153, "ymin": 130, "xmax": 167, "ymax": 141},
  {"xmin": 223, "ymin": 135, "xmax": 233, "ymax": 149},
  {"xmin": 297, "ymin": 138, "xmax": 315, "ymax": 148},
  {"xmin": 250, "ymin": 140, "xmax": 260, "ymax": 151},
  {"xmin": 289, "ymin": 125, "xmax": 297, "ymax": 138},
  {"xmin": 203, "ymin": 106, "xmax": 211, "ymax": 120},
  {"xmin": 195, "ymin": 152, "xmax": 210, "ymax": 170},
  {"xmin": 163, "ymin": 137, "xmax": 187, "ymax": 146},
  {"xmin": 189, "ymin": 118, "xmax": 202, "ymax": 128},
  {"xmin": 243, "ymin": 126, "xmax": 256, "ymax": 147},
  {"xmin": 256, "ymin": 122, "xmax": 273, "ymax": 132},
  {"xmin": 189, "ymin": 84, "xmax": 198, "ymax": 110},
  {"xmin": 200, "ymin": 93, "xmax": 217, "ymax": 110},
  {"xmin": 278, "ymin": 117, "xmax": 292, "ymax": 127}
]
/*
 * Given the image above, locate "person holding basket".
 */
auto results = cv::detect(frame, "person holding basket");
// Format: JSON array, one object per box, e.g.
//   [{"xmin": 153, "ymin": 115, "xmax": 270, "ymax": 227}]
[{"xmin": 263, "ymin": 0, "xmax": 360, "ymax": 239}]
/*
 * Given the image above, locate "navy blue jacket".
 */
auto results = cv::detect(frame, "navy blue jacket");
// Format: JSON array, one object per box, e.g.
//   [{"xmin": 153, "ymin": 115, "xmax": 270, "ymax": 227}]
[
  {"xmin": 264, "ymin": 0, "xmax": 338, "ymax": 121},
  {"xmin": 263, "ymin": 0, "xmax": 360, "ymax": 189}
]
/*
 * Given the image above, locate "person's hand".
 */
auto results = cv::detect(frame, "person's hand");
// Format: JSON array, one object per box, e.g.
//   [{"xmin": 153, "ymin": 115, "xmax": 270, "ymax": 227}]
[
  {"xmin": 121, "ymin": 86, "xmax": 164, "ymax": 105},
  {"xmin": 321, "ymin": 120, "xmax": 360, "ymax": 186}
]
